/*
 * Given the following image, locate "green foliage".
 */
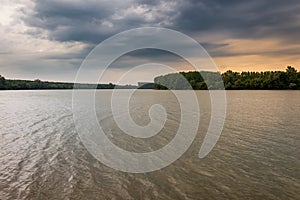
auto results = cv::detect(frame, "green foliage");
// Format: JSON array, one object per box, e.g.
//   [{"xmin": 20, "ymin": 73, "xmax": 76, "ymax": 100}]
[
  {"xmin": 154, "ymin": 73, "xmax": 192, "ymax": 90},
  {"xmin": 0, "ymin": 75, "xmax": 6, "ymax": 89},
  {"xmin": 154, "ymin": 71, "xmax": 223, "ymax": 90},
  {"xmin": 154, "ymin": 66, "xmax": 300, "ymax": 90},
  {"xmin": 0, "ymin": 77, "xmax": 117, "ymax": 90}
]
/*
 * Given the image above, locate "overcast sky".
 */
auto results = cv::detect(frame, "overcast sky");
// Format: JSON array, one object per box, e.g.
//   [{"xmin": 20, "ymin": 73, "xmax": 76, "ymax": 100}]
[{"xmin": 1, "ymin": 0, "xmax": 300, "ymax": 84}]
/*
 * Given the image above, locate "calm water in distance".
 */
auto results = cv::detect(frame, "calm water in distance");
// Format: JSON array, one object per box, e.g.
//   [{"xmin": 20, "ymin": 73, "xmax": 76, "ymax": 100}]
[{"xmin": 0, "ymin": 90, "xmax": 299, "ymax": 199}]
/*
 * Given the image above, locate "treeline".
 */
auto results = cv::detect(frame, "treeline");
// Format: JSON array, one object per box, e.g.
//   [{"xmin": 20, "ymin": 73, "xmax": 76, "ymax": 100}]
[
  {"xmin": 154, "ymin": 66, "xmax": 300, "ymax": 90},
  {"xmin": 1, "ymin": 66, "xmax": 300, "ymax": 90},
  {"xmin": 0, "ymin": 76, "xmax": 137, "ymax": 90}
]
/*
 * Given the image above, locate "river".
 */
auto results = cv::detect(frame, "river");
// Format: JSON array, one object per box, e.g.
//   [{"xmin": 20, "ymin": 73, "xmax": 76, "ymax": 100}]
[{"xmin": 0, "ymin": 90, "xmax": 299, "ymax": 199}]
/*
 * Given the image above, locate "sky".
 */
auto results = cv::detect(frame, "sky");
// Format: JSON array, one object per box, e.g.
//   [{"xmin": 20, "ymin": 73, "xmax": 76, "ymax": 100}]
[{"xmin": 0, "ymin": 0, "xmax": 300, "ymax": 84}]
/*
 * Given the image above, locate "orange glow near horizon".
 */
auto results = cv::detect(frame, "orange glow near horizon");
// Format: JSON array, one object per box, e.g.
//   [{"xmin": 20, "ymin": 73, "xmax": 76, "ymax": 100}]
[{"xmin": 210, "ymin": 38, "xmax": 300, "ymax": 72}]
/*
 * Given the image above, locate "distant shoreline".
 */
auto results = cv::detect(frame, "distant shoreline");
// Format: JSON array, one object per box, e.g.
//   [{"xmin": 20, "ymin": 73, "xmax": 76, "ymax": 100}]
[
  {"xmin": 1, "ymin": 66, "xmax": 299, "ymax": 90},
  {"xmin": 0, "ymin": 77, "xmax": 138, "ymax": 90}
]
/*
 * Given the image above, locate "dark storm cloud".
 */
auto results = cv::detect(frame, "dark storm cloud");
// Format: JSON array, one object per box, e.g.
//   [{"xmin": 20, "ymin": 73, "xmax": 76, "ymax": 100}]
[
  {"xmin": 108, "ymin": 49, "xmax": 183, "ymax": 69},
  {"xmin": 24, "ymin": 0, "xmax": 177, "ymax": 44},
  {"xmin": 24, "ymin": 0, "xmax": 300, "ymax": 42},
  {"xmin": 24, "ymin": 0, "xmax": 116, "ymax": 43},
  {"xmin": 137, "ymin": 0, "xmax": 161, "ymax": 6},
  {"xmin": 22, "ymin": 0, "xmax": 300, "ymax": 60},
  {"xmin": 175, "ymin": 0, "xmax": 300, "ymax": 42}
]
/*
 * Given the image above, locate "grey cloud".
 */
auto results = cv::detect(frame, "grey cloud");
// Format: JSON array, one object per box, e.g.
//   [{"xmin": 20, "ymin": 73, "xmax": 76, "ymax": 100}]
[
  {"xmin": 0, "ymin": 51, "xmax": 11, "ymax": 55},
  {"xmin": 175, "ymin": 0, "xmax": 300, "ymax": 43},
  {"xmin": 137, "ymin": 0, "xmax": 160, "ymax": 6},
  {"xmin": 201, "ymin": 42, "xmax": 229, "ymax": 50},
  {"xmin": 23, "ymin": 0, "xmax": 300, "ymax": 45},
  {"xmin": 209, "ymin": 48, "xmax": 300, "ymax": 58},
  {"xmin": 24, "ymin": 0, "xmax": 116, "ymax": 43},
  {"xmin": 24, "ymin": 0, "xmax": 178, "ymax": 44}
]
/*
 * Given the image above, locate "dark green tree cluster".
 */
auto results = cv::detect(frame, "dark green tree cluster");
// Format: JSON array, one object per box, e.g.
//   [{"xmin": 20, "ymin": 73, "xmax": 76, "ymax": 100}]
[
  {"xmin": 154, "ymin": 73, "xmax": 192, "ymax": 90},
  {"xmin": 222, "ymin": 66, "xmax": 300, "ymax": 89},
  {"xmin": 0, "ymin": 77, "xmax": 118, "ymax": 90},
  {"xmin": 154, "ymin": 66, "xmax": 300, "ymax": 90},
  {"xmin": 0, "ymin": 75, "xmax": 5, "ymax": 89},
  {"xmin": 154, "ymin": 71, "xmax": 224, "ymax": 90}
]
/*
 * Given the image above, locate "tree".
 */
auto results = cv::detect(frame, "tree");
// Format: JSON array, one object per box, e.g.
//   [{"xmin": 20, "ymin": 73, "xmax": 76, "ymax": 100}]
[
  {"xmin": 0, "ymin": 75, "xmax": 6, "ymax": 89},
  {"xmin": 286, "ymin": 66, "xmax": 298, "ymax": 85}
]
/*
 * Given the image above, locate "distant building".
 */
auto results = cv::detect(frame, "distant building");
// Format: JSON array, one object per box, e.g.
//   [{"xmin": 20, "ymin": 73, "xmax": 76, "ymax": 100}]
[{"xmin": 137, "ymin": 82, "xmax": 154, "ymax": 89}]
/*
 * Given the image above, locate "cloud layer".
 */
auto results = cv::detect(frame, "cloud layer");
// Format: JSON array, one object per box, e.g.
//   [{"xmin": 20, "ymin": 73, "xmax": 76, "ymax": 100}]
[
  {"xmin": 23, "ymin": 0, "xmax": 300, "ymax": 44},
  {"xmin": 1, "ymin": 0, "xmax": 300, "ymax": 83}
]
